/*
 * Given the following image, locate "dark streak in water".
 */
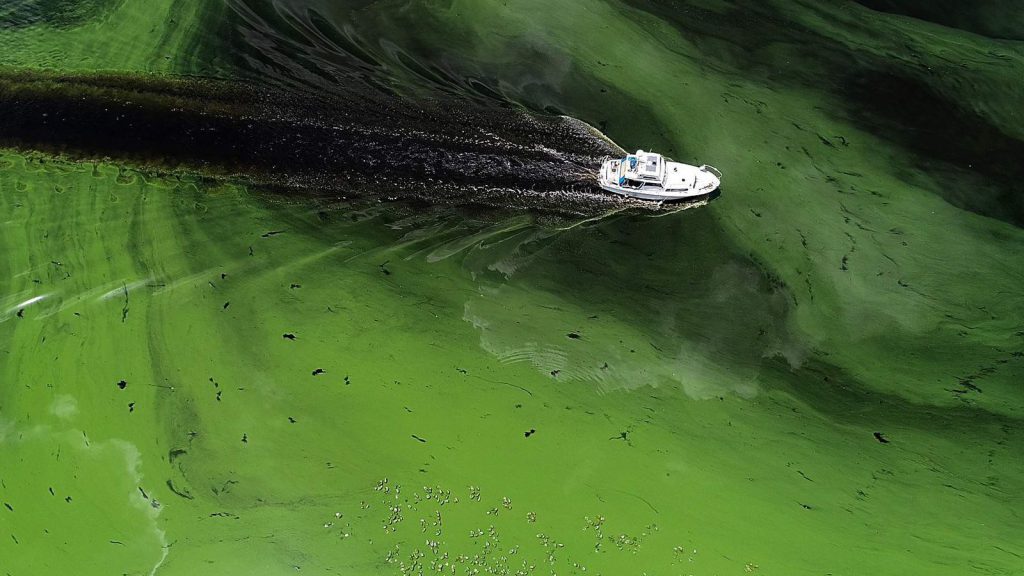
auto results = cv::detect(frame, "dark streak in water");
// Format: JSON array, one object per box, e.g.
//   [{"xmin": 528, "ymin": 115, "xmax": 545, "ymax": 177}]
[
  {"xmin": 841, "ymin": 70, "xmax": 1024, "ymax": 226},
  {"xmin": 166, "ymin": 479, "xmax": 194, "ymax": 500},
  {"xmin": 0, "ymin": 70, "xmax": 696, "ymax": 217}
]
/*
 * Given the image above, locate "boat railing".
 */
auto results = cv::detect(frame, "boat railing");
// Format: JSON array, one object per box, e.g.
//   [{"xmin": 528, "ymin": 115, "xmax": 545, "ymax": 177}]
[{"xmin": 700, "ymin": 165, "xmax": 722, "ymax": 179}]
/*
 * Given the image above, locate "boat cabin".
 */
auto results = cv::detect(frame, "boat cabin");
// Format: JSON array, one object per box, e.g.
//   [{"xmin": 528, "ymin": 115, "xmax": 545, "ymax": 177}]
[{"xmin": 612, "ymin": 150, "xmax": 665, "ymax": 189}]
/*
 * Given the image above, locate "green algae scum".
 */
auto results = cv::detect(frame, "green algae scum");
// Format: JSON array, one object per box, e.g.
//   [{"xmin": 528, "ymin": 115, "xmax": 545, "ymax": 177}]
[{"xmin": 1, "ymin": 2, "xmax": 1023, "ymax": 575}]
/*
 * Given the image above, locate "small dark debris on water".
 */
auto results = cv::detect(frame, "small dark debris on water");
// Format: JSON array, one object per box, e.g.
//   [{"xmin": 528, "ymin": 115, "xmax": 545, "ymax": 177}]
[
  {"xmin": 48, "ymin": 487, "xmax": 54, "ymax": 496},
  {"xmin": 550, "ymin": 369, "xmax": 560, "ymax": 377},
  {"xmin": 290, "ymin": 283, "xmax": 301, "ymax": 289},
  {"xmin": 840, "ymin": 255, "xmax": 849, "ymax": 271},
  {"xmin": 248, "ymin": 246, "xmax": 254, "ymax": 256},
  {"xmin": 411, "ymin": 434, "xmax": 427, "ymax": 443},
  {"xmin": 379, "ymin": 261, "xmax": 391, "ymax": 275},
  {"xmin": 261, "ymin": 230, "xmax": 285, "ymax": 238},
  {"xmin": 3, "ymin": 502, "xmax": 13, "ymax": 512},
  {"xmin": 524, "ymin": 429, "xmax": 536, "ymax": 438},
  {"xmin": 221, "ymin": 273, "xmax": 228, "ymax": 280},
  {"xmin": 344, "ymin": 375, "xmax": 350, "ymax": 385},
  {"xmin": 601, "ymin": 363, "xmax": 609, "ymax": 370},
  {"xmin": 873, "ymin": 432, "xmax": 890, "ymax": 444},
  {"xmin": 166, "ymin": 479, "xmax": 194, "ymax": 500},
  {"xmin": 109, "ymin": 540, "xmax": 124, "ymax": 546},
  {"xmin": 282, "ymin": 333, "xmax": 296, "ymax": 340},
  {"xmin": 117, "ymin": 380, "xmax": 127, "ymax": 390},
  {"xmin": 216, "ymin": 391, "xmax": 222, "ymax": 401},
  {"xmin": 138, "ymin": 487, "xmax": 148, "ymax": 500},
  {"xmin": 611, "ymin": 430, "xmax": 629, "ymax": 442},
  {"xmin": 566, "ymin": 332, "xmax": 581, "ymax": 340},
  {"xmin": 288, "ymin": 417, "xmax": 296, "ymax": 423},
  {"xmin": 16, "ymin": 308, "xmax": 24, "ymax": 318},
  {"xmin": 456, "ymin": 368, "xmax": 468, "ymax": 375},
  {"xmin": 65, "ymin": 496, "xmax": 72, "ymax": 503},
  {"xmin": 128, "ymin": 402, "xmax": 135, "ymax": 413},
  {"xmin": 222, "ymin": 302, "xmax": 230, "ymax": 310},
  {"xmin": 959, "ymin": 379, "xmax": 982, "ymax": 393},
  {"xmin": 312, "ymin": 368, "xmax": 325, "ymax": 376},
  {"xmin": 800, "ymin": 503, "xmax": 813, "ymax": 510},
  {"xmin": 241, "ymin": 434, "xmax": 248, "ymax": 443}
]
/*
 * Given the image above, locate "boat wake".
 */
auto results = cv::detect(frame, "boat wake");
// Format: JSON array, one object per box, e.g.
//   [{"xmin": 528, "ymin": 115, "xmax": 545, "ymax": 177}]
[{"xmin": 0, "ymin": 70, "xmax": 707, "ymax": 217}]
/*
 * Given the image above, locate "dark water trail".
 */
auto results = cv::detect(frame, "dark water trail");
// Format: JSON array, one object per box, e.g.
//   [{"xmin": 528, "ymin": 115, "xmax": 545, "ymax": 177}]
[
  {"xmin": 0, "ymin": 70, "xmax": 698, "ymax": 216},
  {"xmin": 852, "ymin": 0, "xmax": 1024, "ymax": 40}
]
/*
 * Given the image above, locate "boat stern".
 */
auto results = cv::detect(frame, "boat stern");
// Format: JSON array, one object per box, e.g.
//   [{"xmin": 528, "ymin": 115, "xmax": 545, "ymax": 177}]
[{"xmin": 598, "ymin": 157, "xmax": 619, "ymax": 184}]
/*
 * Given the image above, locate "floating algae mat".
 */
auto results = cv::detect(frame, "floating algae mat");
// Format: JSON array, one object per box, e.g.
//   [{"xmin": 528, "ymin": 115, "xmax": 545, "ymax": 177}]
[{"xmin": 2, "ymin": 1, "xmax": 1024, "ymax": 575}]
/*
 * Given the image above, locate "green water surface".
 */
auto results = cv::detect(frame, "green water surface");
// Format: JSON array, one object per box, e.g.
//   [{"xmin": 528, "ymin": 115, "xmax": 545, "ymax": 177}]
[{"xmin": 1, "ymin": 1, "xmax": 1023, "ymax": 575}]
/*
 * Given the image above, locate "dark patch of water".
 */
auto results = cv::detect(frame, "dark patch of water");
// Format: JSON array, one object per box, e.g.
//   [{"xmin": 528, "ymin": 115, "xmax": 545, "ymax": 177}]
[
  {"xmin": 840, "ymin": 69, "xmax": 1024, "ymax": 226},
  {"xmin": 853, "ymin": 0, "xmax": 1024, "ymax": 40},
  {"xmin": 0, "ymin": 0, "xmax": 119, "ymax": 30},
  {"xmin": 0, "ymin": 70, "xmax": 692, "ymax": 217}
]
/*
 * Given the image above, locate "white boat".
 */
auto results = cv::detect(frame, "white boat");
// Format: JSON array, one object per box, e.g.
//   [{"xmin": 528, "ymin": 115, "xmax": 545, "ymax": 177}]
[{"xmin": 597, "ymin": 150, "xmax": 721, "ymax": 201}]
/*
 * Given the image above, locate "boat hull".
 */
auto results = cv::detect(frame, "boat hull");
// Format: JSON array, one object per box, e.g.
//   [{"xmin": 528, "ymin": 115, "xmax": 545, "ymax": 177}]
[{"xmin": 596, "ymin": 182, "xmax": 716, "ymax": 201}]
